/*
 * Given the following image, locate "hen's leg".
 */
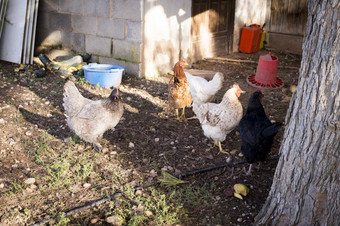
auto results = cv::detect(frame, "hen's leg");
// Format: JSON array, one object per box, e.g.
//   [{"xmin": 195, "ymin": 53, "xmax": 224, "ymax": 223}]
[
  {"xmin": 217, "ymin": 141, "xmax": 229, "ymax": 154},
  {"xmin": 89, "ymin": 137, "xmax": 102, "ymax": 152},
  {"xmin": 93, "ymin": 142, "xmax": 102, "ymax": 153},
  {"xmin": 245, "ymin": 164, "xmax": 253, "ymax": 176},
  {"xmin": 175, "ymin": 109, "xmax": 180, "ymax": 120},
  {"xmin": 178, "ymin": 107, "xmax": 187, "ymax": 121}
]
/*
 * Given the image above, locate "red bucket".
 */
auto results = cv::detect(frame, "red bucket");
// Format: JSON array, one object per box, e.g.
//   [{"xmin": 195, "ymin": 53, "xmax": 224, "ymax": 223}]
[{"xmin": 246, "ymin": 52, "xmax": 283, "ymax": 89}]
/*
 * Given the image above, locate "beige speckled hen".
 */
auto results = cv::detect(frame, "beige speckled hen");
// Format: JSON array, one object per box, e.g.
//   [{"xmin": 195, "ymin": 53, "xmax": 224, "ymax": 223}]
[{"xmin": 193, "ymin": 84, "xmax": 245, "ymax": 154}]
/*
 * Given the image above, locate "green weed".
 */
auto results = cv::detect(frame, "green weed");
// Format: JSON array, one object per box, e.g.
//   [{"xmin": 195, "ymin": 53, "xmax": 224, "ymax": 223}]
[
  {"xmin": 55, "ymin": 212, "xmax": 70, "ymax": 226},
  {"xmin": 9, "ymin": 179, "xmax": 25, "ymax": 195}
]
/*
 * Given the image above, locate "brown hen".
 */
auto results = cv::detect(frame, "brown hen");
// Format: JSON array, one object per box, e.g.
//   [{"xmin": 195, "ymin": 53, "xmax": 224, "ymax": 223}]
[{"xmin": 168, "ymin": 60, "xmax": 192, "ymax": 121}]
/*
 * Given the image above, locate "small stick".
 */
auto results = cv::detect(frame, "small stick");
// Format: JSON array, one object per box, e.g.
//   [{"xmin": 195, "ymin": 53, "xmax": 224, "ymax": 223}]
[
  {"xmin": 203, "ymin": 58, "xmax": 300, "ymax": 70},
  {"xmin": 32, "ymin": 182, "xmax": 159, "ymax": 226}
]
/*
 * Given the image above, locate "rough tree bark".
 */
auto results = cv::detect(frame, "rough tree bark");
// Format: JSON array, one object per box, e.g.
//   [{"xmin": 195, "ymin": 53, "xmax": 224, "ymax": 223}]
[{"xmin": 254, "ymin": 0, "xmax": 340, "ymax": 225}]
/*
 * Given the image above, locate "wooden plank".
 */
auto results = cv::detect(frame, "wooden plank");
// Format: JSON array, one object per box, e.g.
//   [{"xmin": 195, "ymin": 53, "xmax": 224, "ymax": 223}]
[{"xmin": 270, "ymin": 0, "xmax": 308, "ymax": 35}]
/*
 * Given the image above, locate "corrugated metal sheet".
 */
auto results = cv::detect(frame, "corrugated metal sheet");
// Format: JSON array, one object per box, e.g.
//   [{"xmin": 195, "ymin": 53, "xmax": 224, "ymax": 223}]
[
  {"xmin": 0, "ymin": 0, "xmax": 9, "ymax": 39},
  {"xmin": 0, "ymin": 0, "xmax": 39, "ymax": 64}
]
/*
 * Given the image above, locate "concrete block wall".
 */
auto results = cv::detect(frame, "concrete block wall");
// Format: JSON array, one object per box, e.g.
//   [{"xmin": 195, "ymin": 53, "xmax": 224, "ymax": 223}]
[{"xmin": 36, "ymin": 0, "xmax": 143, "ymax": 76}]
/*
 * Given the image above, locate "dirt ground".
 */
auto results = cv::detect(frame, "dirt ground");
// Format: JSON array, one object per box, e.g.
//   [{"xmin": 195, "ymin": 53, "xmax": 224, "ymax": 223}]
[{"xmin": 0, "ymin": 50, "xmax": 301, "ymax": 225}]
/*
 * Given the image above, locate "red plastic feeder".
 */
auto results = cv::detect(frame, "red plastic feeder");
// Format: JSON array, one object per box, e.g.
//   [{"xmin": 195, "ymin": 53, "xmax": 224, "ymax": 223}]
[{"xmin": 246, "ymin": 52, "xmax": 283, "ymax": 89}]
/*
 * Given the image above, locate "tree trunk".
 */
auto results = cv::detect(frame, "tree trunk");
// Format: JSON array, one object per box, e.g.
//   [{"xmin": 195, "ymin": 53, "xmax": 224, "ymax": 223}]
[{"xmin": 254, "ymin": 0, "xmax": 340, "ymax": 225}]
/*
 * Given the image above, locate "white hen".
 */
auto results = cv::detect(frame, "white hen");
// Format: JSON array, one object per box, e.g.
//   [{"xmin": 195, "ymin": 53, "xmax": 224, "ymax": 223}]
[
  {"xmin": 193, "ymin": 84, "xmax": 244, "ymax": 154},
  {"xmin": 184, "ymin": 71, "xmax": 224, "ymax": 103}
]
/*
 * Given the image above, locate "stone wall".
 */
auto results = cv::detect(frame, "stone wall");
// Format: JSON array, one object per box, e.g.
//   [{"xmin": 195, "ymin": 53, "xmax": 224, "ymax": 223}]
[{"xmin": 36, "ymin": 0, "xmax": 143, "ymax": 76}]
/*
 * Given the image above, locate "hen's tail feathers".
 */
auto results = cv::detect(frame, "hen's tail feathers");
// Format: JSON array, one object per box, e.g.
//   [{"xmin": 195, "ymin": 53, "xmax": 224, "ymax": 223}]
[
  {"xmin": 63, "ymin": 81, "xmax": 82, "ymax": 99},
  {"xmin": 262, "ymin": 122, "xmax": 282, "ymax": 138},
  {"xmin": 203, "ymin": 72, "xmax": 224, "ymax": 97},
  {"xmin": 63, "ymin": 81, "xmax": 87, "ymax": 117}
]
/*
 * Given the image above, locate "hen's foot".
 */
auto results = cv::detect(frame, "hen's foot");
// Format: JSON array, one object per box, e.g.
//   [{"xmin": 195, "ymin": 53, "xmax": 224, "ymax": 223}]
[
  {"xmin": 93, "ymin": 143, "xmax": 103, "ymax": 153},
  {"xmin": 217, "ymin": 149, "xmax": 230, "ymax": 155},
  {"xmin": 217, "ymin": 142, "xmax": 229, "ymax": 155},
  {"xmin": 243, "ymin": 164, "xmax": 253, "ymax": 176},
  {"xmin": 178, "ymin": 114, "xmax": 187, "ymax": 121}
]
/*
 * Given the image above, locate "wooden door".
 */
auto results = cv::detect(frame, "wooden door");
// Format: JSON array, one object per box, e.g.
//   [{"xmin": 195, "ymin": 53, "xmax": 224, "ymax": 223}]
[{"xmin": 191, "ymin": 0, "xmax": 235, "ymax": 61}]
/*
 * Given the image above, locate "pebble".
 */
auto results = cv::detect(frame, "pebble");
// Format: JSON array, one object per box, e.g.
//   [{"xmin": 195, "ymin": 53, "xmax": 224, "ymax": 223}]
[
  {"xmin": 154, "ymin": 138, "xmax": 160, "ymax": 142},
  {"xmin": 149, "ymin": 169, "xmax": 157, "ymax": 177},
  {"xmin": 135, "ymin": 190, "xmax": 143, "ymax": 196},
  {"xmin": 0, "ymin": 183, "xmax": 4, "ymax": 189},
  {"xmin": 238, "ymin": 153, "xmax": 244, "ymax": 157},
  {"xmin": 129, "ymin": 142, "xmax": 135, "ymax": 148},
  {"xmin": 0, "ymin": 118, "xmax": 4, "ymax": 124},
  {"xmin": 24, "ymin": 178, "xmax": 35, "ymax": 185},
  {"xmin": 230, "ymin": 149, "xmax": 238, "ymax": 155},
  {"xmin": 174, "ymin": 169, "xmax": 181, "ymax": 176},
  {"xmin": 101, "ymin": 147, "xmax": 109, "ymax": 154},
  {"xmin": 25, "ymin": 131, "xmax": 32, "ymax": 136},
  {"xmin": 90, "ymin": 219, "xmax": 99, "ymax": 224},
  {"xmin": 106, "ymin": 216, "xmax": 117, "ymax": 224},
  {"xmin": 83, "ymin": 183, "xmax": 91, "ymax": 188},
  {"xmin": 206, "ymin": 154, "xmax": 214, "ymax": 160},
  {"xmin": 145, "ymin": 210, "xmax": 154, "ymax": 218},
  {"xmin": 237, "ymin": 218, "xmax": 242, "ymax": 222}
]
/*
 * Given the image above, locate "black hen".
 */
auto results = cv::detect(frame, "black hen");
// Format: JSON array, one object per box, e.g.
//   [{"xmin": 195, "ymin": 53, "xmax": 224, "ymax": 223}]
[{"xmin": 238, "ymin": 91, "xmax": 282, "ymax": 175}]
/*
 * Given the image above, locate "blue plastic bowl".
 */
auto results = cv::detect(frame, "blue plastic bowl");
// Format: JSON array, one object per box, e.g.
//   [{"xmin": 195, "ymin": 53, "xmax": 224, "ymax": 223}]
[{"xmin": 82, "ymin": 63, "xmax": 124, "ymax": 88}]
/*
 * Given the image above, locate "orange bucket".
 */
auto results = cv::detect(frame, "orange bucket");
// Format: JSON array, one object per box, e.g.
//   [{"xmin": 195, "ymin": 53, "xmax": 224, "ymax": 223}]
[{"xmin": 239, "ymin": 24, "xmax": 262, "ymax": 54}]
